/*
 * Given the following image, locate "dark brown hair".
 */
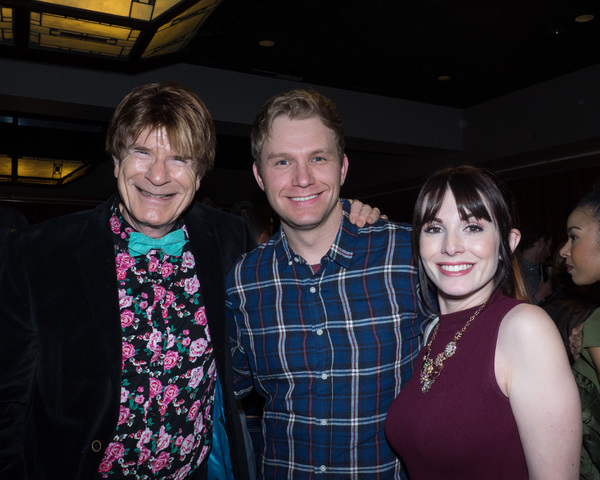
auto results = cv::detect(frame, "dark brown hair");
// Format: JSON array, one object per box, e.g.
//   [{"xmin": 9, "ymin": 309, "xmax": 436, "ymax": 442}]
[
  {"xmin": 106, "ymin": 82, "xmax": 216, "ymax": 176},
  {"xmin": 413, "ymin": 165, "xmax": 528, "ymax": 310}
]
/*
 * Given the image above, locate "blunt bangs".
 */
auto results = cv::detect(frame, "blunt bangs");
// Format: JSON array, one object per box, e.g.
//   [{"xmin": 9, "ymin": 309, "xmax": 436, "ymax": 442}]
[
  {"xmin": 413, "ymin": 165, "xmax": 523, "ymax": 311},
  {"xmin": 419, "ymin": 180, "xmax": 493, "ymax": 229}
]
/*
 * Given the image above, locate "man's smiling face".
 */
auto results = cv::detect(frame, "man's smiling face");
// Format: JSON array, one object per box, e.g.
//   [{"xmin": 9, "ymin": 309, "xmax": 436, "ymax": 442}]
[
  {"xmin": 253, "ymin": 116, "xmax": 348, "ymax": 236},
  {"xmin": 114, "ymin": 126, "xmax": 201, "ymax": 238}
]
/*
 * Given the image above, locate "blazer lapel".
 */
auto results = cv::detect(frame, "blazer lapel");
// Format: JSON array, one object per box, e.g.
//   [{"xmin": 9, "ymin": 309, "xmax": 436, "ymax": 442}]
[{"xmin": 185, "ymin": 206, "xmax": 228, "ymax": 375}]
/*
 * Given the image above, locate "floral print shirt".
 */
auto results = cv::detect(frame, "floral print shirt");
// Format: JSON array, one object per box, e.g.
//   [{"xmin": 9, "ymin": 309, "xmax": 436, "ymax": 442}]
[{"xmin": 98, "ymin": 205, "xmax": 216, "ymax": 479}]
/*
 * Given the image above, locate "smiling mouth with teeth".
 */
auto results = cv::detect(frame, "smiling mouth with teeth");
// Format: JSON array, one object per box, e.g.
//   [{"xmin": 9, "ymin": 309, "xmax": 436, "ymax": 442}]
[
  {"xmin": 141, "ymin": 190, "xmax": 172, "ymax": 199},
  {"xmin": 291, "ymin": 194, "xmax": 318, "ymax": 202},
  {"xmin": 440, "ymin": 264, "xmax": 473, "ymax": 272}
]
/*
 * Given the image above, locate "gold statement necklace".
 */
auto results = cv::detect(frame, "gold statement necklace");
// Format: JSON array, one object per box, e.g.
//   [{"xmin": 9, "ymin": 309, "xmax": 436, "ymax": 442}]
[{"xmin": 420, "ymin": 301, "xmax": 488, "ymax": 393}]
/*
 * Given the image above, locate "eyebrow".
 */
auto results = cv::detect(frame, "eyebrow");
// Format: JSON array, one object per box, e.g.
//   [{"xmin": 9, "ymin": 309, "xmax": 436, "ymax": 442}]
[
  {"xmin": 266, "ymin": 148, "xmax": 335, "ymax": 160},
  {"xmin": 566, "ymin": 226, "xmax": 582, "ymax": 233},
  {"xmin": 126, "ymin": 143, "xmax": 190, "ymax": 158},
  {"xmin": 425, "ymin": 212, "xmax": 479, "ymax": 223}
]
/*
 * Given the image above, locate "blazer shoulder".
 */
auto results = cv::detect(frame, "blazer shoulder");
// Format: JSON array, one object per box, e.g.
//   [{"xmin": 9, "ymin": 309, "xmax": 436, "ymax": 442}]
[
  {"xmin": 7, "ymin": 200, "xmax": 113, "ymax": 256},
  {"xmin": 186, "ymin": 202, "xmax": 257, "ymax": 265},
  {"xmin": 189, "ymin": 203, "xmax": 249, "ymax": 231}
]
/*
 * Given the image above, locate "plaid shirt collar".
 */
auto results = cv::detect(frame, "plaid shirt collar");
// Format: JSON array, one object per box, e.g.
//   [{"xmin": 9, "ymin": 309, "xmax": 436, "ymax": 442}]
[{"xmin": 274, "ymin": 198, "xmax": 358, "ymax": 270}]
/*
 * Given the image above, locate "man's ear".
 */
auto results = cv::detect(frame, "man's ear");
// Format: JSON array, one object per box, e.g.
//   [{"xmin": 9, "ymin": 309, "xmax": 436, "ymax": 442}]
[
  {"xmin": 508, "ymin": 228, "xmax": 521, "ymax": 253},
  {"xmin": 252, "ymin": 162, "xmax": 265, "ymax": 191},
  {"xmin": 113, "ymin": 155, "xmax": 120, "ymax": 178},
  {"xmin": 340, "ymin": 155, "xmax": 349, "ymax": 186}
]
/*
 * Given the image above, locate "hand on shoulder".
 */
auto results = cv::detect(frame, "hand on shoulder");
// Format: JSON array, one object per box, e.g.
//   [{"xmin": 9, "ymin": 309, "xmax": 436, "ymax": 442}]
[{"xmin": 347, "ymin": 199, "xmax": 385, "ymax": 227}]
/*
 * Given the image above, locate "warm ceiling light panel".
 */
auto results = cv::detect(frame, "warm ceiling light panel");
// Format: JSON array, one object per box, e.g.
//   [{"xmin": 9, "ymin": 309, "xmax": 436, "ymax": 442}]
[
  {"xmin": 29, "ymin": 11, "xmax": 139, "ymax": 57},
  {"xmin": 0, "ymin": 7, "xmax": 13, "ymax": 46},
  {"xmin": 142, "ymin": 0, "xmax": 221, "ymax": 58},
  {"xmin": 33, "ymin": 0, "xmax": 182, "ymax": 21},
  {"xmin": 29, "ymin": 0, "xmax": 222, "ymax": 58}
]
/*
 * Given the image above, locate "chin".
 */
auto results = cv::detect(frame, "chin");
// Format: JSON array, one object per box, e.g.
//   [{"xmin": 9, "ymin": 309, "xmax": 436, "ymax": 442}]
[
  {"xmin": 436, "ymin": 283, "xmax": 474, "ymax": 297},
  {"xmin": 440, "ymin": 291, "xmax": 473, "ymax": 301}
]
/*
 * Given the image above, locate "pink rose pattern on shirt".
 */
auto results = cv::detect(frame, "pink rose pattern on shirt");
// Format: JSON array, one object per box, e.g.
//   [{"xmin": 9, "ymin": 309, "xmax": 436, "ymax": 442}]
[{"xmin": 98, "ymin": 208, "xmax": 216, "ymax": 479}]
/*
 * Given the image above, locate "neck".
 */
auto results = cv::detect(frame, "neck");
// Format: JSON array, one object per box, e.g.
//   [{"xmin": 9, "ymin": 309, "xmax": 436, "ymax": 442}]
[
  {"xmin": 282, "ymin": 206, "xmax": 343, "ymax": 265},
  {"xmin": 438, "ymin": 286, "xmax": 493, "ymax": 315}
]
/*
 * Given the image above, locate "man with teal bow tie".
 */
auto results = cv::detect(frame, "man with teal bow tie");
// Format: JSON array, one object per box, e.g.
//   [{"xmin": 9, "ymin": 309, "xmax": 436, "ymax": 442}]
[{"xmin": 0, "ymin": 82, "xmax": 258, "ymax": 480}]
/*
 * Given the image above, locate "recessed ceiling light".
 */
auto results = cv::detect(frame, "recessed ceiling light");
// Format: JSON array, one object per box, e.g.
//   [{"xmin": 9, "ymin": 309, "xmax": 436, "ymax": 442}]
[
  {"xmin": 259, "ymin": 40, "xmax": 275, "ymax": 47},
  {"xmin": 575, "ymin": 14, "xmax": 595, "ymax": 23},
  {"xmin": 437, "ymin": 75, "xmax": 451, "ymax": 82}
]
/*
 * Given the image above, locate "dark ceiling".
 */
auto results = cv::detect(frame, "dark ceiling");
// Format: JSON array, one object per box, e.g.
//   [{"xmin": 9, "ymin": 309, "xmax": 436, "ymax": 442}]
[
  {"xmin": 190, "ymin": 0, "xmax": 600, "ymax": 107},
  {"xmin": 4, "ymin": 0, "xmax": 600, "ymax": 108}
]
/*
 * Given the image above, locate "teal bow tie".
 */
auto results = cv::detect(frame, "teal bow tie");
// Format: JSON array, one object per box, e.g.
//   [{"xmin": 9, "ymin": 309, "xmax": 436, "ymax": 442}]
[{"xmin": 128, "ymin": 228, "xmax": 187, "ymax": 257}]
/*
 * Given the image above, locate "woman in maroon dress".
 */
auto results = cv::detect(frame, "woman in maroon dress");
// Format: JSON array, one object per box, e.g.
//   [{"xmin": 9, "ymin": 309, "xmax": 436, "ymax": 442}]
[{"xmin": 385, "ymin": 165, "xmax": 580, "ymax": 479}]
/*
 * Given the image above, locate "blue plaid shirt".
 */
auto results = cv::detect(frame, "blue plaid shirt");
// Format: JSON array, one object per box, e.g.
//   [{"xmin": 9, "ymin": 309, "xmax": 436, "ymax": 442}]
[{"xmin": 226, "ymin": 199, "xmax": 429, "ymax": 479}]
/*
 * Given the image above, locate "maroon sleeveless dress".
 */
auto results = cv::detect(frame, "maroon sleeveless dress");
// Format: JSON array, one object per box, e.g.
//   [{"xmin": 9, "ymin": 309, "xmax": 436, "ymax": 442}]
[{"xmin": 385, "ymin": 290, "xmax": 528, "ymax": 479}]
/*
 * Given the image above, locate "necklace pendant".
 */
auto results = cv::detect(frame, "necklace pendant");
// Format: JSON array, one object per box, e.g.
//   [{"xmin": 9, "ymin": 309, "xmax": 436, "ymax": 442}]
[
  {"xmin": 420, "ymin": 363, "xmax": 431, "ymax": 382},
  {"xmin": 444, "ymin": 341, "xmax": 457, "ymax": 357},
  {"xmin": 434, "ymin": 352, "xmax": 445, "ymax": 367}
]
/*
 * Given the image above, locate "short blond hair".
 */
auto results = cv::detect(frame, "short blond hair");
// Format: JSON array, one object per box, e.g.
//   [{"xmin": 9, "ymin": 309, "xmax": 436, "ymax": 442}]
[{"xmin": 251, "ymin": 89, "xmax": 345, "ymax": 168}]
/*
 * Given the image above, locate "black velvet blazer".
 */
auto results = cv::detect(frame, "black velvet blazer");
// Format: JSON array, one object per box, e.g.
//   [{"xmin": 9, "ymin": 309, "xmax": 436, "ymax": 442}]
[{"xmin": 0, "ymin": 197, "xmax": 254, "ymax": 480}]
